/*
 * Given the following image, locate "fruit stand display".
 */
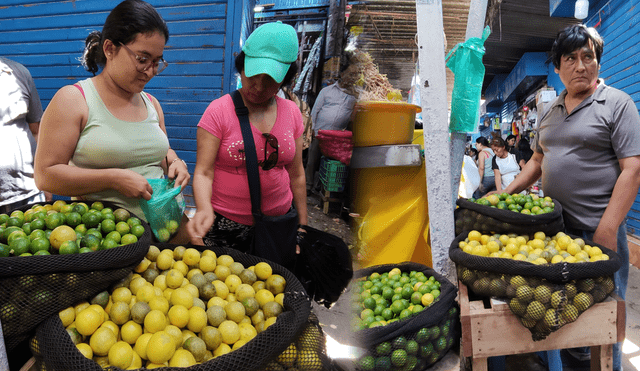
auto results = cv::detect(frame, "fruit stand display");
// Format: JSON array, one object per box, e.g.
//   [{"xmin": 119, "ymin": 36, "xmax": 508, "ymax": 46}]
[
  {"xmin": 348, "ymin": 262, "xmax": 458, "ymax": 371},
  {"xmin": 451, "ymin": 194, "xmax": 622, "ymax": 340},
  {"xmin": 30, "ymin": 243, "xmax": 331, "ymax": 370},
  {"xmin": 0, "ymin": 201, "xmax": 151, "ymax": 351}
]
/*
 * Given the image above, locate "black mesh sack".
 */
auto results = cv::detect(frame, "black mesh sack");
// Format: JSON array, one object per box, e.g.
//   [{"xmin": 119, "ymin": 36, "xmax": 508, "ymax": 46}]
[
  {"xmin": 32, "ymin": 243, "xmax": 335, "ymax": 371},
  {"xmin": 450, "ymin": 231, "xmax": 621, "ymax": 340},
  {"xmin": 454, "ymin": 198, "xmax": 564, "ymax": 236},
  {"xmin": 350, "ymin": 262, "xmax": 459, "ymax": 371},
  {"xmin": 0, "ymin": 201, "xmax": 151, "ymax": 351}
]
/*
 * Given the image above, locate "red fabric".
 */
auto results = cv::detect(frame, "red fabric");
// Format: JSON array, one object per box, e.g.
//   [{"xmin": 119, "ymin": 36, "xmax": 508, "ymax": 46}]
[{"xmin": 316, "ymin": 130, "xmax": 353, "ymax": 166}]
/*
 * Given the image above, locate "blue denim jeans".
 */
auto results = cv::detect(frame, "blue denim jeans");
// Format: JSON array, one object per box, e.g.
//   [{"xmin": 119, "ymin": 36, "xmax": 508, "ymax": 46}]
[
  {"xmin": 563, "ymin": 222, "xmax": 629, "ymax": 371},
  {"xmin": 473, "ymin": 175, "xmax": 496, "ymax": 199}
]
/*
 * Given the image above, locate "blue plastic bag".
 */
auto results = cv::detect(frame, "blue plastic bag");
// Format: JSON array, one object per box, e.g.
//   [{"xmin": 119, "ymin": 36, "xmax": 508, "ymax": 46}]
[
  {"xmin": 139, "ymin": 178, "xmax": 185, "ymax": 242},
  {"xmin": 446, "ymin": 26, "xmax": 491, "ymax": 133}
]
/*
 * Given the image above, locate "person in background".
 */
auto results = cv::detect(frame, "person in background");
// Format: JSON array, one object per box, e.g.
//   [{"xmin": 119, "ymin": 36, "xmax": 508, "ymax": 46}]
[
  {"xmin": 305, "ymin": 63, "xmax": 358, "ymax": 194},
  {"xmin": 187, "ymin": 22, "xmax": 308, "ymax": 257},
  {"xmin": 0, "ymin": 57, "xmax": 51, "ymax": 214},
  {"xmin": 472, "ymin": 136, "xmax": 496, "ymax": 198},
  {"xmin": 34, "ymin": 0, "xmax": 190, "ymax": 229},
  {"xmin": 277, "ymin": 85, "xmax": 312, "ymax": 159},
  {"xmin": 516, "ymin": 136, "xmax": 534, "ymax": 168},
  {"xmin": 490, "ymin": 137, "xmax": 522, "ymax": 193},
  {"xmin": 467, "ymin": 147, "xmax": 479, "ymax": 164},
  {"xmin": 500, "ymin": 24, "xmax": 640, "ymax": 371},
  {"xmin": 505, "ymin": 133, "xmax": 518, "ymax": 154}
]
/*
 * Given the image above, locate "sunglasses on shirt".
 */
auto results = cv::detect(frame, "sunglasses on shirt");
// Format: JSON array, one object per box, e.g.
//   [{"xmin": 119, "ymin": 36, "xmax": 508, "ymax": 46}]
[{"xmin": 259, "ymin": 133, "xmax": 279, "ymax": 170}]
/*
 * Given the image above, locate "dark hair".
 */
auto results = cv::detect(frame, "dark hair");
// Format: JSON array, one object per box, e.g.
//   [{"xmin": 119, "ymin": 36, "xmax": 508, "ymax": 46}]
[
  {"xmin": 490, "ymin": 137, "xmax": 506, "ymax": 149},
  {"xmin": 518, "ymin": 137, "xmax": 532, "ymax": 151},
  {"xmin": 234, "ymin": 51, "xmax": 298, "ymax": 87},
  {"xmin": 467, "ymin": 147, "xmax": 478, "ymax": 158},
  {"xmin": 551, "ymin": 24, "xmax": 603, "ymax": 69},
  {"xmin": 476, "ymin": 137, "xmax": 490, "ymax": 147},
  {"xmin": 506, "ymin": 134, "xmax": 516, "ymax": 141},
  {"xmin": 83, "ymin": 0, "xmax": 169, "ymax": 75}
]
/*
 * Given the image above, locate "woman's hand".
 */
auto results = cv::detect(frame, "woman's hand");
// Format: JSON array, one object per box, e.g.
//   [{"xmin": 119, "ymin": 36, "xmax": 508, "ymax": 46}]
[
  {"xmin": 187, "ymin": 209, "xmax": 215, "ymax": 240},
  {"xmin": 114, "ymin": 169, "xmax": 153, "ymax": 200},
  {"xmin": 168, "ymin": 159, "xmax": 190, "ymax": 191}
]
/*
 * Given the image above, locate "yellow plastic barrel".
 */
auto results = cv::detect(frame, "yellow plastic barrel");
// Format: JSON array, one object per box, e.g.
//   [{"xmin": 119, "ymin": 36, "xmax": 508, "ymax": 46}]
[{"xmin": 352, "ymin": 101, "xmax": 422, "ymax": 147}]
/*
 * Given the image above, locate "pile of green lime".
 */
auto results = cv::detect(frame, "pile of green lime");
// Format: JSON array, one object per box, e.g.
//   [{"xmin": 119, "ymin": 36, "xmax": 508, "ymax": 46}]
[
  {"xmin": 470, "ymin": 193, "xmax": 555, "ymax": 215},
  {"xmin": 356, "ymin": 306, "xmax": 458, "ymax": 371},
  {"xmin": 353, "ymin": 268, "xmax": 441, "ymax": 330},
  {"xmin": 0, "ymin": 200, "xmax": 145, "ymax": 257}
]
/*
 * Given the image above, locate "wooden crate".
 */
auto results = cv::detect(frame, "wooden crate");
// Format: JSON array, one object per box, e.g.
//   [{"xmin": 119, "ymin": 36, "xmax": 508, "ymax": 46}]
[{"xmin": 459, "ymin": 281, "xmax": 625, "ymax": 371}]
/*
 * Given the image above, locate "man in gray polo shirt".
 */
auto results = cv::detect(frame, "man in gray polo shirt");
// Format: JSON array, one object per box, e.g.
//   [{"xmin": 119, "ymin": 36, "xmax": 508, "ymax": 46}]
[{"xmin": 501, "ymin": 24, "xmax": 640, "ymax": 371}]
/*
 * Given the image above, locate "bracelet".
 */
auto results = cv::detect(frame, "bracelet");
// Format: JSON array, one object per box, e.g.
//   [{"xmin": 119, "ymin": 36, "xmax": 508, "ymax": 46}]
[{"xmin": 171, "ymin": 158, "xmax": 187, "ymax": 167}]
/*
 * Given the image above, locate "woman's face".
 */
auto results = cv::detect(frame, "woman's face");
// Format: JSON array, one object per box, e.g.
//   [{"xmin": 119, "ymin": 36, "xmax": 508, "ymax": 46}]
[
  {"xmin": 107, "ymin": 32, "xmax": 166, "ymax": 93},
  {"xmin": 492, "ymin": 145, "xmax": 507, "ymax": 158},
  {"xmin": 240, "ymin": 70, "xmax": 282, "ymax": 105}
]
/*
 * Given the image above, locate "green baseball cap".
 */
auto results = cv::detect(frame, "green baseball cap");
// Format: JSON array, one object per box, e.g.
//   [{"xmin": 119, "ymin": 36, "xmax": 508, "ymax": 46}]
[{"xmin": 242, "ymin": 21, "xmax": 298, "ymax": 83}]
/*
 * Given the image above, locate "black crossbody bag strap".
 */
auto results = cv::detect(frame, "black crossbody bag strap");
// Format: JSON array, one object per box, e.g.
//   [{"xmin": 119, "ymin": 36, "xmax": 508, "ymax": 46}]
[{"xmin": 231, "ymin": 90, "xmax": 262, "ymax": 217}]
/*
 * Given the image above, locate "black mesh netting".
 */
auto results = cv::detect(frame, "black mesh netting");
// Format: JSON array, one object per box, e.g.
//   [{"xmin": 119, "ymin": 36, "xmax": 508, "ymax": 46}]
[
  {"xmin": 454, "ymin": 198, "xmax": 564, "ymax": 236},
  {"xmin": 0, "ymin": 201, "xmax": 151, "ymax": 351},
  {"xmin": 31, "ymin": 243, "xmax": 336, "ymax": 371},
  {"xmin": 450, "ymin": 232, "xmax": 622, "ymax": 341},
  {"xmin": 349, "ymin": 262, "xmax": 459, "ymax": 371}
]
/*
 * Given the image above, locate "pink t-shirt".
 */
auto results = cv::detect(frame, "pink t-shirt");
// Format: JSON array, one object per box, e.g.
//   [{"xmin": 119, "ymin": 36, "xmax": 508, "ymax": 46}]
[{"xmin": 198, "ymin": 94, "xmax": 303, "ymax": 225}]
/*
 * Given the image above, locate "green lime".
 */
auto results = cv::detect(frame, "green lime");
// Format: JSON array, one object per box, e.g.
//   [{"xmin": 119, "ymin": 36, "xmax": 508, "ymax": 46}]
[
  {"xmin": 418, "ymin": 283, "xmax": 431, "ymax": 295},
  {"xmin": 431, "ymin": 289, "xmax": 441, "ymax": 299},
  {"xmin": 113, "ymin": 208, "xmax": 131, "ymax": 223},
  {"xmin": 10, "ymin": 238, "xmax": 30, "ymax": 255},
  {"xmin": 82, "ymin": 212, "xmax": 101, "ymax": 229},
  {"xmin": 391, "ymin": 300, "xmax": 405, "ymax": 315},
  {"xmin": 376, "ymin": 342, "xmax": 392, "ymax": 356},
  {"xmin": 410, "ymin": 291, "xmax": 423, "ymax": 305},
  {"xmin": 6, "ymin": 216, "xmax": 23, "ymax": 228},
  {"xmin": 0, "ymin": 214, "xmax": 8, "ymax": 225},
  {"xmin": 74, "ymin": 224, "xmax": 87, "ymax": 235},
  {"xmin": 115, "ymin": 221, "xmax": 130, "ymax": 236},
  {"xmin": 392, "ymin": 336, "xmax": 407, "ymax": 350},
  {"xmin": 34, "ymin": 250, "xmax": 50, "ymax": 256},
  {"xmin": 370, "ymin": 284, "xmax": 382, "ymax": 296},
  {"xmin": 415, "ymin": 328, "xmax": 430, "ymax": 343},
  {"xmin": 59, "ymin": 240, "xmax": 79, "ymax": 254},
  {"xmin": 101, "ymin": 238, "xmax": 119, "ymax": 250},
  {"xmin": 435, "ymin": 336, "xmax": 448, "ymax": 351},
  {"xmin": 101, "ymin": 212, "xmax": 115, "ymax": 221},
  {"xmin": 120, "ymin": 233, "xmax": 138, "ymax": 245},
  {"xmin": 363, "ymin": 297, "xmax": 376, "ymax": 310},
  {"xmin": 419, "ymin": 343, "xmax": 434, "ymax": 358},
  {"xmin": 72, "ymin": 203, "xmax": 89, "ymax": 215},
  {"xmin": 375, "ymin": 356, "xmax": 391, "ymax": 371},
  {"xmin": 130, "ymin": 224, "xmax": 145, "ymax": 238},
  {"xmin": 21, "ymin": 222, "xmax": 32, "ymax": 236},
  {"xmin": 358, "ymin": 355, "xmax": 375, "ymax": 371},
  {"xmin": 399, "ymin": 308, "xmax": 412, "ymax": 320},
  {"xmin": 0, "ymin": 243, "xmax": 10, "ymax": 257},
  {"xmin": 406, "ymin": 340, "xmax": 419, "ymax": 355},
  {"xmin": 368, "ymin": 321, "xmax": 383, "ymax": 328},
  {"xmin": 100, "ymin": 219, "xmax": 116, "ymax": 234},
  {"xmin": 391, "ymin": 349, "xmax": 407, "ymax": 367},
  {"xmin": 381, "ymin": 307, "xmax": 394, "ymax": 321},
  {"xmin": 86, "ymin": 228, "xmax": 102, "ymax": 240},
  {"xmin": 29, "ymin": 218, "xmax": 45, "ymax": 231},
  {"xmin": 105, "ymin": 231, "xmax": 121, "ymax": 243},
  {"xmin": 65, "ymin": 212, "xmax": 82, "ymax": 228},
  {"xmin": 44, "ymin": 213, "xmax": 63, "ymax": 230},
  {"xmin": 127, "ymin": 217, "xmax": 142, "ymax": 227},
  {"xmin": 80, "ymin": 234, "xmax": 101, "ymax": 251},
  {"xmin": 412, "ymin": 304, "xmax": 424, "ymax": 314},
  {"xmin": 79, "ymin": 247, "xmax": 93, "ymax": 254},
  {"xmin": 166, "ymin": 219, "xmax": 179, "ymax": 234},
  {"xmin": 30, "ymin": 237, "xmax": 50, "ymax": 254},
  {"xmin": 91, "ymin": 201, "xmax": 104, "ymax": 211},
  {"xmin": 401, "ymin": 286, "xmax": 413, "ymax": 300},
  {"xmin": 8, "ymin": 230, "xmax": 28, "ymax": 245},
  {"xmin": 156, "ymin": 227, "xmax": 171, "ymax": 242},
  {"xmin": 373, "ymin": 304, "xmax": 385, "ymax": 316}
]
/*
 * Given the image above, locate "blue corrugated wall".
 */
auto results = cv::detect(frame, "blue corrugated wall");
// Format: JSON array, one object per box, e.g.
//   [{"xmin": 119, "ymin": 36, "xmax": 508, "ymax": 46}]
[
  {"xmin": 586, "ymin": 0, "xmax": 640, "ymax": 237},
  {"xmin": 0, "ymin": 0, "xmax": 245, "ymax": 209}
]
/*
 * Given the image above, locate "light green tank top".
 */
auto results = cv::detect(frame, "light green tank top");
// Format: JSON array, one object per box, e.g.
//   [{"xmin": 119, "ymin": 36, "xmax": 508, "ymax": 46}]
[{"xmin": 71, "ymin": 79, "xmax": 169, "ymax": 221}]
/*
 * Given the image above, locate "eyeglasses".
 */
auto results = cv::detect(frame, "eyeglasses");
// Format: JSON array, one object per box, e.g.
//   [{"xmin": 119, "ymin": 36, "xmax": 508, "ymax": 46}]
[
  {"xmin": 259, "ymin": 133, "xmax": 279, "ymax": 170},
  {"xmin": 119, "ymin": 43, "xmax": 168, "ymax": 74}
]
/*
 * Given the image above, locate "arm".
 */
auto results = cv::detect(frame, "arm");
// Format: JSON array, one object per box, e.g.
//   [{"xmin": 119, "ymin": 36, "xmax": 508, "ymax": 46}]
[
  {"xmin": 476, "ymin": 151, "xmax": 486, "ymax": 184},
  {"xmin": 593, "ymin": 155, "xmax": 640, "ymax": 251},
  {"xmin": 186, "ymin": 128, "xmax": 220, "ymax": 239},
  {"xmin": 493, "ymin": 169, "xmax": 503, "ymax": 193},
  {"xmin": 286, "ymin": 135, "xmax": 308, "ymax": 228},
  {"xmin": 502, "ymin": 151, "xmax": 544, "ymax": 194},
  {"xmin": 151, "ymin": 95, "xmax": 190, "ymax": 191},
  {"xmin": 34, "ymin": 85, "xmax": 153, "ymax": 200}
]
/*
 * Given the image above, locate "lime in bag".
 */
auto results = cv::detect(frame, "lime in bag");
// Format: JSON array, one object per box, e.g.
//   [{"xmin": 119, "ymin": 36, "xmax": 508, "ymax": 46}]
[{"xmin": 140, "ymin": 178, "xmax": 185, "ymax": 242}]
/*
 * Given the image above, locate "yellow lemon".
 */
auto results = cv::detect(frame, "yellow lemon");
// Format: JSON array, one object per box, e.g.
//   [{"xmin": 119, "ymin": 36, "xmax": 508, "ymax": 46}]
[
  {"xmin": 128, "ymin": 352, "xmax": 142, "ymax": 370},
  {"xmin": 213, "ymin": 343, "xmax": 231, "ymax": 357},
  {"xmin": 212, "ymin": 280, "xmax": 229, "ymax": 300},
  {"xmin": 224, "ymin": 301, "xmax": 246, "ymax": 323},
  {"xmin": 567, "ymin": 243, "xmax": 581, "ymax": 256},
  {"xmin": 173, "ymin": 260, "xmax": 189, "ymax": 277},
  {"xmin": 168, "ymin": 305, "xmax": 190, "ymax": 328},
  {"xmin": 225, "ymin": 274, "xmax": 242, "ymax": 293},
  {"xmin": 166, "ymin": 269, "xmax": 184, "ymax": 289},
  {"xmin": 143, "ymin": 309, "xmax": 167, "ymax": 334},
  {"xmin": 169, "ymin": 349, "xmax": 196, "ymax": 367},
  {"xmin": 164, "ymin": 325, "xmax": 184, "ymax": 350},
  {"xmin": 471, "ymin": 245, "xmax": 489, "ymax": 257},
  {"xmin": 208, "ymin": 296, "xmax": 228, "ymax": 308},
  {"xmin": 557, "ymin": 235, "xmax": 572, "ymax": 250},
  {"xmin": 90, "ymin": 327, "xmax": 117, "ymax": 356},
  {"xmin": 564, "ymin": 256, "xmax": 577, "ymax": 263},
  {"xmin": 76, "ymin": 307, "xmax": 104, "ymax": 336},
  {"xmin": 146, "ymin": 331, "xmax": 175, "ymax": 364},
  {"xmin": 121, "ymin": 320, "xmax": 143, "ymax": 345},
  {"xmin": 170, "ymin": 287, "xmax": 194, "ymax": 309},
  {"xmin": 533, "ymin": 231, "xmax": 546, "ymax": 241},
  {"xmin": 173, "ymin": 245, "xmax": 186, "ymax": 260},
  {"xmin": 154, "ymin": 275, "xmax": 167, "ymax": 291},
  {"xmin": 499, "ymin": 251, "xmax": 513, "ymax": 259},
  {"xmin": 112, "ymin": 287, "xmax": 133, "ymax": 304},
  {"xmin": 254, "ymin": 262, "xmax": 273, "ymax": 280},
  {"xmin": 238, "ymin": 322, "xmax": 257, "ymax": 341},
  {"xmin": 216, "ymin": 254, "xmax": 234, "ymax": 267},
  {"xmin": 49, "ymin": 225, "xmax": 77, "ymax": 250},
  {"xmin": 74, "ymin": 301, "xmax": 91, "ymax": 315},
  {"xmin": 108, "ymin": 341, "xmax": 134, "ymax": 369},
  {"xmin": 59, "ymin": 307, "xmax": 75, "ymax": 328},
  {"xmin": 199, "ymin": 255, "xmax": 217, "ymax": 272},
  {"xmin": 235, "ymin": 284, "xmax": 256, "ymax": 302},
  {"xmin": 264, "ymin": 316, "xmax": 277, "ymax": 330},
  {"xmin": 76, "ymin": 342, "xmax": 93, "ymax": 359},
  {"xmin": 133, "ymin": 333, "xmax": 153, "ymax": 360},
  {"xmin": 218, "ymin": 320, "xmax": 240, "ymax": 345},
  {"xmin": 186, "ymin": 268, "xmax": 204, "ymax": 280},
  {"xmin": 551, "ymin": 255, "xmax": 564, "ymax": 264},
  {"xmin": 255, "ymin": 289, "xmax": 275, "ymax": 308},
  {"xmin": 232, "ymin": 339, "xmax": 248, "ymax": 350},
  {"xmin": 184, "ymin": 283, "xmax": 199, "ymax": 298},
  {"xmin": 486, "ymin": 240, "xmax": 500, "ymax": 254},
  {"xmin": 156, "ymin": 251, "xmax": 175, "ymax": 271},
  {"xmin": 110, "ymin": 301, "xmax": 131, "ymax": 325},
  {"xmin": 100, "ymin": 320, "xmax": 120, "ymax": 340},
  {"xmin": 202, "ymin": 249, "xmax": 217, "ymax": 259},
  {"xmin": 134, "ymin": 258, "xmax": 151, "ymax": 273},
  {"xmin": 129, "ymin": 276, "xmax": 148, "ymax": 296},
  {"xmin": 183, "ymin": 248, "xmax": 201, "ymax": 266},
  {"xmin": 467, "ymin": 230, "xmax": 482, "ymax": 242},
  {"xmin": 588, "ymin": 246, "xmax": 603, "ymax": 257},
  {"xmin": 149, "ymin": 296, "xmax": 170, "ymax": 315},
  {"xmin": 146, "ymin": 362, "xmax": 168, "ymax": 369},
  {"xmin": 214, "ymin": 265, "xmax": 231, "ymax": 282},
  {"xmin": 187, "ymin": 306, "xmax": 207, "ymax": 333},
  {"xmin": 529, "ymin": 238, "xmax": 546, "ymax": 251}
]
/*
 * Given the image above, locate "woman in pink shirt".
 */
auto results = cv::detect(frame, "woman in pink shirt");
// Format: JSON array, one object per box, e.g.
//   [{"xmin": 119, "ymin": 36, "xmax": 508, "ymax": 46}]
[{"xmin": 187, "ymin": 22, "xmax": 308, "ymax": 256}]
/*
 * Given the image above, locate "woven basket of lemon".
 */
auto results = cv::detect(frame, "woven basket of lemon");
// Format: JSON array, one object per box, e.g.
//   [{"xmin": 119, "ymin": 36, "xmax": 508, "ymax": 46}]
[
  {"xmin": 348, "ymin": 262, "xmax": 459, "ymax": 371},
  {"xmin": 31, "ymin": 243, "xmax": 332, "ymax": 371},
  {"xmin": 0, "ymin": 200, "xmax": 150, "ymax": 351},
  {"xmin": 449, "ymin": 230, "xmax": 622, "ymax": 340},
  {"xmin": 455, "ymin": 194, "xmax": 565, "ymax": 236}
]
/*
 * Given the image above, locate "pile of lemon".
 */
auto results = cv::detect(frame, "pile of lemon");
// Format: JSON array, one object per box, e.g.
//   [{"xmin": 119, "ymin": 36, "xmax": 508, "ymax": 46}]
[
  {"xmin": 58, "ymin": 245, "xmax": 286, "ymax": 369},
  {"xmin": 459, "ymin": 230, "xmax": 610, "ymax": 264}
]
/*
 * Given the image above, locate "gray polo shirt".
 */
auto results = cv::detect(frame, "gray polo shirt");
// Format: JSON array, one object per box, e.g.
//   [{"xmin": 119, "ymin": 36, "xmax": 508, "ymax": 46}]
[{"xmin": 533, "ymin": 82, "xmax": 640, "ymax": 230}]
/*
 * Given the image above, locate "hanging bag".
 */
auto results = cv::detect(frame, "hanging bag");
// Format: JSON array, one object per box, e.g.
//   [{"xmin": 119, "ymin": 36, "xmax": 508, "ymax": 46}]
[
  {"xmin": 231, "ymin": 90, "xmax": 299, "ymax": 270},
  {"xmin": 139, "ymin": 177, "xmax": 186, "ymax": 242}
]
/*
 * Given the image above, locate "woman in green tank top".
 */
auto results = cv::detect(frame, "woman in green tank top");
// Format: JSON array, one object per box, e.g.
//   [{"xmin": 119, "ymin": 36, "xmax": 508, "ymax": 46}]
[{"xmin": 34, "ymin": 1, "xmax": 190, "ymax": 235}]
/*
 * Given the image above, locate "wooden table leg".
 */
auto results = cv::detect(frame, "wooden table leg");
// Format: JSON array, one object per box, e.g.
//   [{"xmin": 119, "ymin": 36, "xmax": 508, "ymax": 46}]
[
  {"xmin": 472, "ymin": 357, "xmax": 489, "ymax": 371},
  {"xmin": 590, "ymin": 345, "xmax": 613, "ymax": 371}
]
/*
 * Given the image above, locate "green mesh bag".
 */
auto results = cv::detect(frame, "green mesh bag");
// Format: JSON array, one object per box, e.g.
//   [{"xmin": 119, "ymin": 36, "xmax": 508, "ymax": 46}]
[{"xmin": 139, "ymin": 178, "xmax": 185, "ymax": 242}]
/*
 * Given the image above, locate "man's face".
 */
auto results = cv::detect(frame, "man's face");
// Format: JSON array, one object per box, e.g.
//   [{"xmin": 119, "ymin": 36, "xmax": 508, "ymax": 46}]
[{"xmin": 555, "ymin": 40, "xmax": 599, "ymax": 97}]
